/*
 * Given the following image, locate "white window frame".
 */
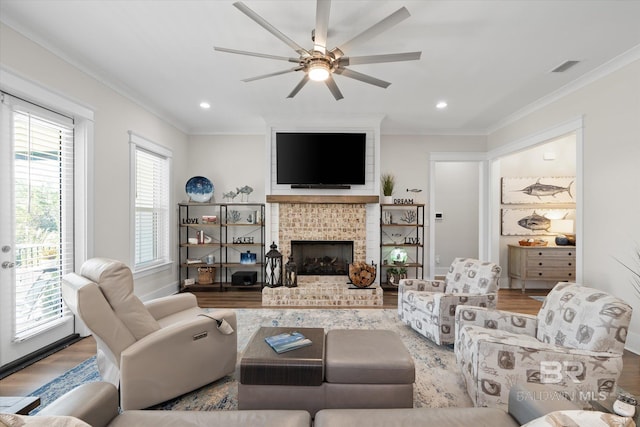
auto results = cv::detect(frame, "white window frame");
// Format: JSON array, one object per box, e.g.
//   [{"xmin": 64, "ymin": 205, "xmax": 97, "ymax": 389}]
[{"xmin": 129, "ymin": 131, "xmax": 173, "ymax": 276}]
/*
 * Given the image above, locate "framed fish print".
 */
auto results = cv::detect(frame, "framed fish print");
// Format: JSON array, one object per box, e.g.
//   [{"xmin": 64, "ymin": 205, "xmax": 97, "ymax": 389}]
[
  {"xmin": 501, "ymin": 208, "xmax": 576, "ymax": 236},
  {"xmin": 501, "ymin": 176, "xmax": 575, "ymax": 204}
]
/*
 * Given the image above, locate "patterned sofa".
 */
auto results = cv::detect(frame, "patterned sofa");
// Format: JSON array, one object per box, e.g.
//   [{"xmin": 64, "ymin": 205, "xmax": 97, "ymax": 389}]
[
  {"xmin": 398, "ymin": 258, "xmax": 502, "ymax": 345},
  {"xmin": 455, "ymin": 282, "xmax": 633, "ymax": 409}
]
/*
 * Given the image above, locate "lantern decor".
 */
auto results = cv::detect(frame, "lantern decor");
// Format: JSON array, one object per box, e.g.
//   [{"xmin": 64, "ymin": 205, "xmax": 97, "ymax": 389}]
[
  {"xmin": 265, "ymin": 242, "xmax": 283, "ymax": 287},
  {"xmin": 285, "ymin": 255, "xmax": 298, "ymax": 288}
]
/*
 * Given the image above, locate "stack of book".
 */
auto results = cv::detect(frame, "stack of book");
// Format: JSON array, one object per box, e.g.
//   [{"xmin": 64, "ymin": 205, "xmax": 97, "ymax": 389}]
[{"xmin": 264, "ymin": 331, "xmax": 312, "ymax": 354}]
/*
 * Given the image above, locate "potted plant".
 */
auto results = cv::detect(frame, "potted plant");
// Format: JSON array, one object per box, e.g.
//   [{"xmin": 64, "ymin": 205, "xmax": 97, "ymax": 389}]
[
  {"xmin": 386, "ymin": 267, "xmax": 408, "ymax": 286},
  {"xmin": 381, "ymin": 173, "xmax": 395, "ymax": 204},
  {"xmin": 617, "ymin": 248, "xmax": 640, "ymax": 298}
]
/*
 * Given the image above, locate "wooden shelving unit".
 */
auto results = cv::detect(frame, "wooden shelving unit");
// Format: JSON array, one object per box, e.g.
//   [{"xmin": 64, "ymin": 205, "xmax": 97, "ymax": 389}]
[
  {"xmin": 178, "ymin": 202, "xmax": 265, "ymax": 292},
  {"xmin": 379, "ymin": 204, "xmax": 425, "ymax": 290}
]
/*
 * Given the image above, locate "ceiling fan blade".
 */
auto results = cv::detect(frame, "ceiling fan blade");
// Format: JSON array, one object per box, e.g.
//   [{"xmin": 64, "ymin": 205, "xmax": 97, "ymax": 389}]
[
  {"xmin": 314, "ymin": 0, "xmax": 331, "ymax": 53},
  {"xmin": 233, "ymin": 2, "xmax": 309, "ymax": 57},
  {"xmin": 338, "ymin": 51, "xmax": 421, "ymax": 66},
  {"xmin": 242, "ymin": 67, "xmax": 302, "ymax": 82},
  {"xmin": 287, "ymin": 75, "xmax": 310, "ymax": 98},
  {"xmin": 324, "ymin": 75, "xmax": 343, "ymax": 100},
  {"xmin": 334, "ymin": 67, "xmax": 391, "ymax": 89},
  {"xmin": 214, "ymin": 47, "xmax": 300, "ymax": 63},
  {"xmin": 331, "ymin": 7, "xmax": 411, "ymax": 58}
]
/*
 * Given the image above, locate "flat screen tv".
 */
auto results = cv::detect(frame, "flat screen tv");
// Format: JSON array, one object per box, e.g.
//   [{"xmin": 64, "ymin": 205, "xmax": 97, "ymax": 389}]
[{"xmin": 276, "ymin": 132, "xmax": 366, "ymax": 187}]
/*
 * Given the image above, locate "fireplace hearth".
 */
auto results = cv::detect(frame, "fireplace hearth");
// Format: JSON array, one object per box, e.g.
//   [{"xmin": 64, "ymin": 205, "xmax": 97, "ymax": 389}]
[{"xmin": 291, "ymin": 240, "xmax": 354, "ymax": 276}]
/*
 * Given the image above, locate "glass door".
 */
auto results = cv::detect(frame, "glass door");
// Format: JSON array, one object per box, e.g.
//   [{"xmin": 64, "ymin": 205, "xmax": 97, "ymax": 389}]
[{"xmin": 0, "ymin": 94, "xmax": 75, "ymax": 369}]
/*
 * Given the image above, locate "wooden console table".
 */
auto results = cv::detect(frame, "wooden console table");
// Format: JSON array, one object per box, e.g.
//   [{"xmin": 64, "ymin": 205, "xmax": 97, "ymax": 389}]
[{"xmin": 507, "ymin": 244, "xmax": 576, "ymax": 293}]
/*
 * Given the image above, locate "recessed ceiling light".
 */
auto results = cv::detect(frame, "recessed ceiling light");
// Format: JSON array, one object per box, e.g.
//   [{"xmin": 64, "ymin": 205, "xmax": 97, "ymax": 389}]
[
  {"xmin": 436, "ymin": 101, "xmax": 448, "ymax": 109},
  {"xmin": 200, "ymin": 102, "xmax": 211, "ymax": 109}
]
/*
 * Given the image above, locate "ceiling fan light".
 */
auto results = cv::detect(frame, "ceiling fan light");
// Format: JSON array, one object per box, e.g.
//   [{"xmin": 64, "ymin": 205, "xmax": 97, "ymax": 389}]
[{"xmin": 308, "ymin": 62, "xmax": 330, "ymax": 81}]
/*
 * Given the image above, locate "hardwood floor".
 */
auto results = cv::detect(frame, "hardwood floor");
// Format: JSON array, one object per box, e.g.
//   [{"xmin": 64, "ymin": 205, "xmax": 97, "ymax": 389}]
[{"xmin": 1, "ymin": 289, "xmax": 638, "ymax": 398}]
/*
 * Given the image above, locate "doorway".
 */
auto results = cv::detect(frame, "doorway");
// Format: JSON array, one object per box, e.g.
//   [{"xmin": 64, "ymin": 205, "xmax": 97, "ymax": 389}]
[
  {"xmin": 488, "ymin": 119, "xmax": 582, "ymax": 286},
  {"xmin": 429, "ymin": 153, "xmax": 488, "ymax": 278},
  {"xmin": 0, "ymin": 69, "xmax": 92, "ymax": 374},
  {"xmin": 0, "ymin": 93, "xmax": 76, "ymax": 370}
]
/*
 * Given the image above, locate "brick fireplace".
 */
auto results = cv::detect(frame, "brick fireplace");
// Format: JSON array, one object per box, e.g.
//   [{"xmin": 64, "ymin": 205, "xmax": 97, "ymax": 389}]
[
  {"xmin": 262, "ymin": 197, "xmax": 382, "ymax": 306},
  {"xmin": 278, "ymin": 203, "xmax": 367, "ymax": 263}
]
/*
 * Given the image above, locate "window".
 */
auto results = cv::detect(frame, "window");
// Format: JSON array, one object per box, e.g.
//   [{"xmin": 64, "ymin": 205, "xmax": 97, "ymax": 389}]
[{"xmin": 129, "ymin": 132, "xmax": 172, "ymax": 272}]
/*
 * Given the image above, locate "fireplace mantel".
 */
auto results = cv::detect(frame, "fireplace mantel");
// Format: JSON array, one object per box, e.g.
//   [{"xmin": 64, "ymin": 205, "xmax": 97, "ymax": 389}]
[{"xmin": 266, "ymin": 195, "xmax": 379, "ymax": 204}]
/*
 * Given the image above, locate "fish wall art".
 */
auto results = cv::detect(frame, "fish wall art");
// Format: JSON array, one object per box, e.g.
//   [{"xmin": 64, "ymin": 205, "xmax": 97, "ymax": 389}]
[
  {"xmin": 501, "ymin": 208, "xmax": 576, "ymax": 236},
  {"xmin": 501, "ymin": 176, "xmax": 575, "ymax": 204}
]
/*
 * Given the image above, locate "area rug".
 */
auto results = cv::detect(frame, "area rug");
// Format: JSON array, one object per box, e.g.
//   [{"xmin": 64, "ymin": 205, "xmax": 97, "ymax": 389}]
[{"xmin": 30, "ymin": 308, "xmax": 473, "ymax": 413}]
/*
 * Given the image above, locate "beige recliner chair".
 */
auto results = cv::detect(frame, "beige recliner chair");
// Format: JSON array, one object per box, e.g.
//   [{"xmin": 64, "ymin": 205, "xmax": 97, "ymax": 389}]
[{"xmin": 62, "ymin": 258, "xmax": 237, "ymax": 410}]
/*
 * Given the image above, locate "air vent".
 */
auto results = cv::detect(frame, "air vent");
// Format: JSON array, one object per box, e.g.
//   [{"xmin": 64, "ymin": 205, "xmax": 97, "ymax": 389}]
[{"xmin": 551, "ymin": 60, "xmax": 580, "ymax": 73}]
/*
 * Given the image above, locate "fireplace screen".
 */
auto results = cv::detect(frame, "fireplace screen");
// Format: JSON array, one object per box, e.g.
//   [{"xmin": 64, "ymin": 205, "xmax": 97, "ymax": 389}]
[{"xmin": 290, "ymin": 240, "xmax": 353, "ymax": 275}]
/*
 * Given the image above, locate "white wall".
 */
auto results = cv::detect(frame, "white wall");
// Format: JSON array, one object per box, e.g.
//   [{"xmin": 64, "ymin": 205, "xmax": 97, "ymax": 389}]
[
  {"xmin": 0, "ymin": 23, "xmax": 189, "ymax": 299},
  {"xmin": 380, "ymin": 135, "xmax": 486, "ymax": 275},
  {"xmin": 488, "ymin": 58, "xmax": 640, "ymax": 353},
  {"xmin": 186, "ymin": 135, "xmax": 266, "ymax": 204}
]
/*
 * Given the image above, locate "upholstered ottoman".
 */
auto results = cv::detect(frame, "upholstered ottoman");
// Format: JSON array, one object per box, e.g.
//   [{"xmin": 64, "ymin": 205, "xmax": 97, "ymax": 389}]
[{"xmin": 324, "ymin": 329, "xmax": 415, "ymax": 409}]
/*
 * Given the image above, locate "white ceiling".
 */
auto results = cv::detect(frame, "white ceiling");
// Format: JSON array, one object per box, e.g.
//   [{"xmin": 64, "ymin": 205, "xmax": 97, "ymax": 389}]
[{"xmin": 1, "ymin": 0, "xmax": 640, "ymax": 135}]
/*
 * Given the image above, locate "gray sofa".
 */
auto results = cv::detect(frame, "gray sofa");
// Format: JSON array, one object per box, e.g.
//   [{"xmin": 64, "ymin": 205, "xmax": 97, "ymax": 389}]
[
  {"xmin": 28, "ymin": 382, "xmax": 584, "ymax": 427},
  {"xmin": 35, "ymin": 382, "xmax": 310, "ymax": 427}
]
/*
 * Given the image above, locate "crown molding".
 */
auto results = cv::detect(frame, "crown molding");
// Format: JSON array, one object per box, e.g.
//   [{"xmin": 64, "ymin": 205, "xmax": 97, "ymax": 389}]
[{"xmin": 488, "ymin": 44, "xmax": 640, "ymax": 134}]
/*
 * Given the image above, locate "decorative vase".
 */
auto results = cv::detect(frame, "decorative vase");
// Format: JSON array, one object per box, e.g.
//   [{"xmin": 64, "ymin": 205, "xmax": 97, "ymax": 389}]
[{"xmin": 383, "ymin": 196, "xmax": 393, "ymax": 204}]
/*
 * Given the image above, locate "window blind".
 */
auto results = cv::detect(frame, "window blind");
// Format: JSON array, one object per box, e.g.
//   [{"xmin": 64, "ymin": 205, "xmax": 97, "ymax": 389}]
[
  {"xmin": 5, "ymin": 95, "xmax": 74, "ymax": 340},
  {"xmin": 130, "ymin": 132, "xmax": 171, "ymax": 271}
]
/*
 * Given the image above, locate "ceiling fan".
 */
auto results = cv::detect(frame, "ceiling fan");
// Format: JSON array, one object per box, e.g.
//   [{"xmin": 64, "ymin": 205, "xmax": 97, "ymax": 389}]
[{"xmin": 214, "ymin": 0, "xmax": 422, "ymax": 100}]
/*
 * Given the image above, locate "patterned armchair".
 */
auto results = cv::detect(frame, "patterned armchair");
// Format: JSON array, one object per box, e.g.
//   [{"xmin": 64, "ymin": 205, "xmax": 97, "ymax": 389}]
[
  {"xmin": 455, "ymin": 282, "xmax": 633, "ymax": 409},
  {"xmin": 398, "ymin": 258, "xmax": 502, "ymax": 345}
]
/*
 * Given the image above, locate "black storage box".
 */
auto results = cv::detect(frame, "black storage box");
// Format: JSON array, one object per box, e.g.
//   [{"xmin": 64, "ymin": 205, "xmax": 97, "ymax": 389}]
[{"xmin": 232, "ymin": 271, "xmax": 258, "ymax": 286}]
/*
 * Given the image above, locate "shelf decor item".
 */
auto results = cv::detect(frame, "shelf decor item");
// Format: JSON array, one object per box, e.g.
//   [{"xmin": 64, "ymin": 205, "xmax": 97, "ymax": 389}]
[
  {"xmin": 237, "ymin": 185, "xmax": 253, "ymax": 202},
  {"xmin": 381, "ymin": 173, "xmax": 395, "ymax": 205},
  {"xmin": 400, "ymin": 210, "xmax": 417, "ymax": 223},
  {"xmin": 518, "ymin": 239, "xmax": 548, "ymax": 246},
  {"xmin": 265, "ymin": 242, "xmax": 283, "ymax": 287},
  {"xmin": 197, "ymin": 266, "xmax": 214, "ymax": 285},
  {"xmin": 390, "ymin": 247, "xmax": 408, "ymax": 265},
  {"xmin": 241, "ymin": 250, "xmax": 257, "ymax": 264},
  {"xmin": 185, "ymin": 176, "xmax": 214, "ymax": 203},
  {"xmin": 386, "ymin": 267, "xmax": 407, "ymax": 286},
  {"xmin": 284, "ymin": 255, "xmax": 298, "ymax": 288},
  {"xmin": 228, "ymin": 210, "xmax": 241, "ymax": 223}
]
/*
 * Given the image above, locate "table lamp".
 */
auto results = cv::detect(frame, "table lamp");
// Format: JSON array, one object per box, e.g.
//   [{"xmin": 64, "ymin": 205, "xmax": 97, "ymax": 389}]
[{"xmin": 550, "ymin": 219, "xmax": 575, "ymax": 246}]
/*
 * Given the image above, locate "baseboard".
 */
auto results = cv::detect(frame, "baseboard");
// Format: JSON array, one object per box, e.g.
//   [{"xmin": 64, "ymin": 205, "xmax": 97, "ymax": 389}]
[{"xmin": 0, "ymin": 334, "xmax": 81, "ymax": 380}]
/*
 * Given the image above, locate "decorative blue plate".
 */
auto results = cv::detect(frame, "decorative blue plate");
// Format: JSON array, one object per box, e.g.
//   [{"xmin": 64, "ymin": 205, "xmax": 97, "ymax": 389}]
[{"xmin": 186, "ymin": 176, "xmax": 214, "ymax": 202}]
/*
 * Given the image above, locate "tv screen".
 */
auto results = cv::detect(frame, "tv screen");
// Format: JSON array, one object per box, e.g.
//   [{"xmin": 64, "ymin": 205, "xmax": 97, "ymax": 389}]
[{"xmin": 276, "ymin": 132, "xmax": 366, "ymax": 186}]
